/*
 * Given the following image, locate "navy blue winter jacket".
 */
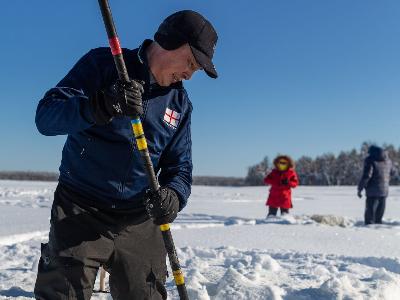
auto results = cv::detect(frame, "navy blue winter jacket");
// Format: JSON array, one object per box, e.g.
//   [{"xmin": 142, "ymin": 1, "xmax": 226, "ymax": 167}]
[
  {"xmin": 35, "ymin": 40, "xmax": 192, "ymax": 209},
  {"xmin": 358, "ymin": 146, "xmax": 392, "ymax": 198}
]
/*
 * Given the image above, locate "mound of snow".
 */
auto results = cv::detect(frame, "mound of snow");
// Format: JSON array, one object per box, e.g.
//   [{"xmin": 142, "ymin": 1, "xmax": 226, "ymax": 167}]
[
  {"xmin": 310, "ymin": 214, "xmax": 351, "ymax": 227},
  {"xmin": 214, "ymin": 267, "xmax": 284, "ymax": 300}
]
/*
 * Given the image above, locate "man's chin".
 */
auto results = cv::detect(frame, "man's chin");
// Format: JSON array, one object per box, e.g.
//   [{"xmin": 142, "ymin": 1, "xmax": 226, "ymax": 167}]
[{"xmin": 156, "ymin": 77, "xmax": 171, "ymax": 87}]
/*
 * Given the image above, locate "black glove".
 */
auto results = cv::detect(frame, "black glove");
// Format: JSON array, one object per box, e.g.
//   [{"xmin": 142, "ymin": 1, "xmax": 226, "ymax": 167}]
[
  {"xmin": 281, "ymin": 178, "xmax": 289, "ymax": 185},
  {"xmin": 90, "ymin": 79, "xmax": 144, "ymax": 125},
  {"xmin": 144, "ymin": 187, "xmax": 180, "ymax": 225},
  {"xmin": 357, "ymin": 190, "xmax": 362, "ymax": 199}
]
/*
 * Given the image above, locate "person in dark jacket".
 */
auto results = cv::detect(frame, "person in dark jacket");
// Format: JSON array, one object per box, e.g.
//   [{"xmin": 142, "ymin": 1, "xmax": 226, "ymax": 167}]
[
  {"xmin": 357, "ymin": 145, "xmax": 392, "ymax": 225},
  {"xmin": 264, "ymin": 155, "xmax": 299, "ymax": 217},
  {"xmin": 34, "ymin": 10, "xmax": 218, "ymax": 300}
]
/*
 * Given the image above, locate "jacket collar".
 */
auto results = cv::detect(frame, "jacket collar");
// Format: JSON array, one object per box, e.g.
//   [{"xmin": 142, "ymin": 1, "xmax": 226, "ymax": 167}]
[{"xmin": 128, "ymin": 39, "xmax": 152, "ymax": 87}]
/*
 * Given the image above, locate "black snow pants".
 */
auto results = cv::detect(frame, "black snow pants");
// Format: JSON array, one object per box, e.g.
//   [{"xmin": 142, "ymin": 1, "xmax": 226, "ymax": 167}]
[
  {"xmin": 34, "ymin": 183, "xmax": 168, "ymax": 300},
  {"xmin": 268, "ymin": 207, "xmax": 289, "ymax": 216},
  {"xmin": 364, "ymin": 196, "xmax": 386, "ymax": 225}
]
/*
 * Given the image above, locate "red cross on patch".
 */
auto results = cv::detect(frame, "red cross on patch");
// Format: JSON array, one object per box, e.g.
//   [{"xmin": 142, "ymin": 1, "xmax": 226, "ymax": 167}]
[{"xmin": 163, "ymin": 108, "xmax": 181, "ymax": 129}]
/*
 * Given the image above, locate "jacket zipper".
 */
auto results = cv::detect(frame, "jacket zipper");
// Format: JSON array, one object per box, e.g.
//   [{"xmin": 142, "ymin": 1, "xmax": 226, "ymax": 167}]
[
  {"xmin": 119, "ymin": 138, "xmax": 135, "ymax": 202},
  {"xmin": 118, "ymin": 89, "xmax": 151, "ymax": 202}
]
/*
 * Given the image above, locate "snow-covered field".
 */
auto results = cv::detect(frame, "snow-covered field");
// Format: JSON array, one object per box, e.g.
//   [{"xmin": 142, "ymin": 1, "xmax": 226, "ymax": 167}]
[{"xmin": 0, "ymin": 180, "xmax": 399, "ymax": 299}]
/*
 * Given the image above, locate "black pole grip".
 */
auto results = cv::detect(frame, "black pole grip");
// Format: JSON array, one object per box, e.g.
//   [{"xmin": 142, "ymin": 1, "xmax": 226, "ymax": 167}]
[{"xmin": 98, "ymin": 0, "xmax": 129, "ymax": 82}]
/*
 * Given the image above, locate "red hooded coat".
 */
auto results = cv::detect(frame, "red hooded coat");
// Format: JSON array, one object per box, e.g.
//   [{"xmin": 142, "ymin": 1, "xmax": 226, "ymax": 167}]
[{"xmin": 264, "ymin": 168, "xmax": 299, "ymax": 209}]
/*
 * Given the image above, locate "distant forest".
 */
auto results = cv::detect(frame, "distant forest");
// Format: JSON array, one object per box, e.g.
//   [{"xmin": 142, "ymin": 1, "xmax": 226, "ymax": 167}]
[
  {"xmin": 245, "ymin": 142, "xmax": 400, "ymax": 186},
  {"xmin": 1, "ymin": 142, "xmax": 400, "ymax": 186},
  {"xmin": 0, "ymin": 171, "xmax": 58, "ymax": 182},
  {"xmin": 0, "ymin": 171, "xmax": 246, "ymax": 186}
]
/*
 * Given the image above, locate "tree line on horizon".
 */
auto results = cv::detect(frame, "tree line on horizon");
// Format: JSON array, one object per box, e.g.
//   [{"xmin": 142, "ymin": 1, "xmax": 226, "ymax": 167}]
[
  {"xmin": 245, "ymin": 142, "xmax": 400, "ymax": 186},
  {"xmin": 0, "ymin": 171, "xmax": 248, "ymax": 186},
  {"xmin": 0, "ymin": 171, "xmax": 58, "ymax": 182},
  {"xmin": 2, "ymin": 142, "xmax": 400, "ymax": 186}
]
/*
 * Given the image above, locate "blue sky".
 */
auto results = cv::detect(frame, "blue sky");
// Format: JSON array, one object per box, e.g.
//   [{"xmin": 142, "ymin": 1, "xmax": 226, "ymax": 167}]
[{"xmin": 0, "ymin": 1, "xmax": 399, "ymax": 177}]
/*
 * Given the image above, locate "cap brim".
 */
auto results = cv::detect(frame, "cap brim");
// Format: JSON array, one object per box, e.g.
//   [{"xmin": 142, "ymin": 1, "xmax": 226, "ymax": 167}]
[{"xmin": 190, "ymin": 46, "xmax": 218, "ymax": 79}]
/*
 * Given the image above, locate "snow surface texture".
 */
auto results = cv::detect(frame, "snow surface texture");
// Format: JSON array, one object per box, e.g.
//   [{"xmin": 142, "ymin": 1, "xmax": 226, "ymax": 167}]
[{"xmin": 0, "ymin": 181, "xmax": 399, "ymax": 299}]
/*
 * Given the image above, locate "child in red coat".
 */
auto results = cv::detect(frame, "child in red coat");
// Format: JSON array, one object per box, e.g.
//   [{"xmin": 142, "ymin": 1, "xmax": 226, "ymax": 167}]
[{"xmin": 264, "ymin": 155, "xmax": 299, "ymax": 217}]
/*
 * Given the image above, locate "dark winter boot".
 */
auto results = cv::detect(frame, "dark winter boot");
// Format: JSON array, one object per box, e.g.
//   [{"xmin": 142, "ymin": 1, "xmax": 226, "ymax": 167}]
[
  {"xmin": 280, "ymin": 208, "xmax": 289, "ymax": 215},
  {"xmin": 267, "ymin": 207, "xmax": 278, "ymax": 217}
]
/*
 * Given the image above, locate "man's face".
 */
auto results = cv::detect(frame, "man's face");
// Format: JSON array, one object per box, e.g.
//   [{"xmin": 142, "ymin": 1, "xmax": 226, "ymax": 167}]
[{"xmin": 152, "ymin": 43, "xmax": 202, "ymax": 86}]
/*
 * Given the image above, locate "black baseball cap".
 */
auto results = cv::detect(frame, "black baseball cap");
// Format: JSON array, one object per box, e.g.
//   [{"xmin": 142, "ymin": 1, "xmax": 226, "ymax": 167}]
[{"xmin": 154, "ymin": 10, "xmax": 218, "ymax": 79}]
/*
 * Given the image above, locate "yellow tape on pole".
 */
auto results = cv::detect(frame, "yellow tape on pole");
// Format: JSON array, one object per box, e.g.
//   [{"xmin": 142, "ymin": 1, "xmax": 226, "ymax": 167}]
[
  {"xmin": 160, "ymin": 224, "xmax": 170, "ymax": 231},
  {"xmin": 173, "ymin": 270, "xmax": 185, "ymax": 285},
  {"xmin": 136, "ymin": 137, "xmax": 147, "ymax": 150},
  {"xmin": 132, "ymin": 122, "xmax": 144, "ymax": 137}
]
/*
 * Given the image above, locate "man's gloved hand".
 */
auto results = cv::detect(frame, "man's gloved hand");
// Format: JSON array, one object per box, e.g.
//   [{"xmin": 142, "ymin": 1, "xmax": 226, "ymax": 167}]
[
  {"xmin": 357, "ymin": 190, "xmax": 362, "ymax": 199},
  {"xmin": 90, "ymin": 79, "xmax": 144, "ymax": 125},
  {"xmin": 144, "ymin": 187, "xmax": 180, "ymax": 225},
  {"xmin": 281, "ymin": 178, "xmax": 289, "ymax": 185}
]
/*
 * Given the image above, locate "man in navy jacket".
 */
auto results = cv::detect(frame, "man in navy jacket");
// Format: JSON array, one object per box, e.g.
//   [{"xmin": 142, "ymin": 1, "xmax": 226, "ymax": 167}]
[{"xmin": 34, "ymin": 10, "xmax": 217, "ymax": 300}]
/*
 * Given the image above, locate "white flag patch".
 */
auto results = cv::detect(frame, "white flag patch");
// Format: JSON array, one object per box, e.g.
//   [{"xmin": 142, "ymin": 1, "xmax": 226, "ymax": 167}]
[{"xmin": 163, "ymin": 108, "xmax": 181, "ymax": 129}]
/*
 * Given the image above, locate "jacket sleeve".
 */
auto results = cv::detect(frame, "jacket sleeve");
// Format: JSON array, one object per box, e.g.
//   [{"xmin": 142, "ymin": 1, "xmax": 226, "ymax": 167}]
[
  {"xmin": 358, "ymin": 158, "xmax": 373, "ymax": 192},
  {"xmin": 158, "ymin": 102, "xmax": 193, "ymax": 210},
  {"xmin": 35, "ymin": 50, "xmax": 102, "ymax": 136},
  {"xmin": 289, "ymin": 170, "xmax": 299, "ymax": 188},
  {"xmin": 390, "ymin": 160, "xmax": 396, "ymax": 177},
  {"xmin": 264, "ymin": 171, "xmax": 277, "ymax": 185}
]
